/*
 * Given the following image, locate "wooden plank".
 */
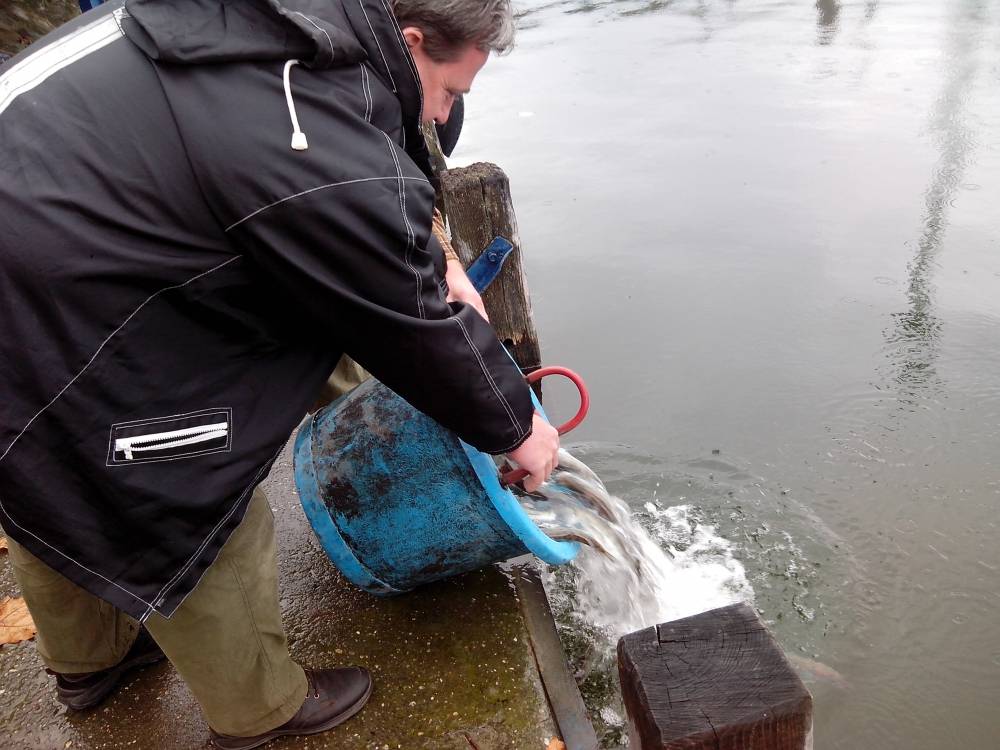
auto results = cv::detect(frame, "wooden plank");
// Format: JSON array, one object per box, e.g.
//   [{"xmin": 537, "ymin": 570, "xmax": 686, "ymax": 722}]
[
  {"xmin": 617, "ymin": 603, "xmax": 812, "ymax": 750},
  {"xmin": 439, "ymin": 163, "xmax": 542, "ymax": 374},
  {"xmin": 509, "ymin": 559, "xmax": 601, "ymax": 750}
]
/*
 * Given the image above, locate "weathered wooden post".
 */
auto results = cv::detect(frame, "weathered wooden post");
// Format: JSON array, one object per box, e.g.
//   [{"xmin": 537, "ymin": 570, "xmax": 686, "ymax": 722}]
[
  {"xmin": 439, "ymin": 163, "xmax": 542, "ymax": 374},
  {"xmin": 618, "ymin": 603, "xmax": 812, "ymax": 749}
]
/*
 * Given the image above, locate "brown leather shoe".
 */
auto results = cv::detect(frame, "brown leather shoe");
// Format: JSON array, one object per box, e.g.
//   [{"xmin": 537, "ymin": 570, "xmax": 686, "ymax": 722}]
[
  {"xmin": 209, "ymin": 667, "xmax": 373, "ymax": 750},
  {"xmin": 50, "ymin": 628, "xmax": 166, "ymax": 710}
]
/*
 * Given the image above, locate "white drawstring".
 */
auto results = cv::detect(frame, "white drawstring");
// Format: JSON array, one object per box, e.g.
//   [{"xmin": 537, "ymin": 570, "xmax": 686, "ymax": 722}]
[{"xmin": 283, "ymin": 59, "xmax": 309, "ymax": 151}]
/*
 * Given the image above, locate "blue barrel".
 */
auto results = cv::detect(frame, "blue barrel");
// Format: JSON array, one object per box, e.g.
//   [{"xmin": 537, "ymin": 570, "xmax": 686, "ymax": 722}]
[{"xmin": 293, "ymin": 377, "xmax": 579, "ymax": 595}]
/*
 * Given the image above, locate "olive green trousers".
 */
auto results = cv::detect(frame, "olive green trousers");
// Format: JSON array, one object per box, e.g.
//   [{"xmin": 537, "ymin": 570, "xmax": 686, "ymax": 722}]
[{"xmin": 7, "ymin": 487, "xmax": 307, "ymax": 737}]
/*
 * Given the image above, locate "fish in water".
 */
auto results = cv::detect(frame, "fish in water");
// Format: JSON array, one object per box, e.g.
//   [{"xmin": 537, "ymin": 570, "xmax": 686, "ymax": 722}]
[
  {"xmin": 514, "ymin": 456, "xmax": 649, "ymax": 578},
  {"xmin": 785, "ymin": 653, "xmax": 849, "ymax": 689},
  {"xmin": 554, "ymin": 449, "xmax": 606, "ymax": 490},
  {"xmin": 542, "ymin": 527, "xmax": 612, "ymax": 557},
  {"xmin": 515, "ymin": 447, "xmax": 754, "ymax": 661},
  {"xmin": 515, "ymin": 479, "xmax": 615, "ymax": 552},
  {"xmin": 546, "ymin": 470, "xmax": 617, "ymax": 522}
]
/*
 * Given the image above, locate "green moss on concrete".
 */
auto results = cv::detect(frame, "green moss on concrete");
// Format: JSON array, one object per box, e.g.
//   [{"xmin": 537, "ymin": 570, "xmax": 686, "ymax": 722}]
[{"xmin": 292, "ymin": 568, "xmax": 551, "ymax": 749}]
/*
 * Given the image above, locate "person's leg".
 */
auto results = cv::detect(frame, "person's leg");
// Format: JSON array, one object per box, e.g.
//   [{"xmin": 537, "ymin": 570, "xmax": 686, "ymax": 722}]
[
  {"xmin": 6, "ymin": 536, "xmax": 139, "ymax": 673},
  {"xmin": 311, "ymin": 355, "xmax": 370, "ymax": 413},
  {"xmin": 6, "ymin": 534, "xmax": 164, "ymax": 709},
  {"xmin": 8, "ymin": 483, "xmax": 368, "ymax": 740},
  {"xmin": 143, "ymin": 486, "xmax": 308, "ymax": 737}
]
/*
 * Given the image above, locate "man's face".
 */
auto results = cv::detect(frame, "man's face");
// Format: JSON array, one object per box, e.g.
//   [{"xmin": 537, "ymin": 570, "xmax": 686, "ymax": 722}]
[{"xmin": 401, "ymin": 28, "xmax": 489, "ymax": 125}]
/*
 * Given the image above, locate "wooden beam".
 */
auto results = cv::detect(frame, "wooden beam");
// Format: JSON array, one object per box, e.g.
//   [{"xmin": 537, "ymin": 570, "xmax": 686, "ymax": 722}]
[
  {"xmin": 618, "ymin": 603, "xmax": 812, "ymax": 749},
  {"xmin": 439, "ymin": 163, "xmax": 542, "ymax": 374},
  {"xmin": 509, "ymin": 559, "xmax": 601, "ymax": 750}
]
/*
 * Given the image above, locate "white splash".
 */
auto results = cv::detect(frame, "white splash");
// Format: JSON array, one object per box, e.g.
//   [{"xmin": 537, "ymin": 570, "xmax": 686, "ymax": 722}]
[
  {"xmin": 516, "ymin": 450, "xmax": 756, "ymax": 743},
  {"xmin": 519, "ymin": 450, "xmax": 754, "ymax": 642}
]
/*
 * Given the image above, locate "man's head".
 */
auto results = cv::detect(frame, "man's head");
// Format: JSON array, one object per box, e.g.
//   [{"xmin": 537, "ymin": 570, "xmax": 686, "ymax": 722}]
[{"xmin": 392, "ymin": 0, "xmax": 514, "ymax": 125}]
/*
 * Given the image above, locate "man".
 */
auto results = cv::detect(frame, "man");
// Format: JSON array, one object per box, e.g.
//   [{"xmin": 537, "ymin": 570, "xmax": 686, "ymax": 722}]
[{"xmin": 0, "ymin": 0, "xmax": 560, "ymax": 747}]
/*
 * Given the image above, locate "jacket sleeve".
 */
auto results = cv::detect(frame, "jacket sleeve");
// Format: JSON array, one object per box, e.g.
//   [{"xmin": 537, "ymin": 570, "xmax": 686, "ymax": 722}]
[{"xmin": 224, "ymin": 129, "xmax": 534, "ymax": 455}]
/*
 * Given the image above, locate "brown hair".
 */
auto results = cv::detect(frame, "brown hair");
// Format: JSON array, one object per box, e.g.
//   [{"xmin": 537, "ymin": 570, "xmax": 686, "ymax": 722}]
[{"xmin": 391, "ymin": 0, "xmax": 515, "ymax": 62}]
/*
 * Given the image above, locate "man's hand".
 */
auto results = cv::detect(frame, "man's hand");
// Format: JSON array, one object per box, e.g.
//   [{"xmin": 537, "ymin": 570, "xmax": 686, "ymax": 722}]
[
  {"xmin": 445, "ymin": 258, "xmax": 489, "ymax": 321},
  {"xmin": 508, "ymin": 413, "xmax": 560, "ymax": 492}
]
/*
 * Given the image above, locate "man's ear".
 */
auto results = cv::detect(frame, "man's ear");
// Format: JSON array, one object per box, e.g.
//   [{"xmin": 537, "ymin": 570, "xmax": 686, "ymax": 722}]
[{"xmin": 400, "ymin": 26, "xmax": 424, "ymax": 50}]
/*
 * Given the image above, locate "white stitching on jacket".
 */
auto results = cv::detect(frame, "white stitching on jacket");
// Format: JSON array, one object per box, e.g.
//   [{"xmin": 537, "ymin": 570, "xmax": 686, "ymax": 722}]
[
  {"xmin": 357, "ymin": 0, "xmax": 396, "ymax": 93},
  {"xmin": 105, "ymin": 407, "xmax": 233, "ymax": 467},
  {"xmin": 109, "ymin": 406, "xmax": 233, "ymax": 429},
  {"xmin": 294, "ymin": 12, "xmax": 335, "ymax": 61},
  {"xmin": 380, "ymin": 133, "xmax": 424, "ymax": 319},
  {"xmin": 0, "ymin": 501, "xmax": 160, "ymax": 610},
  {"xmin": 360, "ymin": 63, "xmax": 373, "ymax": 122},
  {"xmin": 377, "ymin": 0, "xmax": 423, "ymax": 121},
  {"xmin": 224, "ymin": 175, "xmax": 429, "ymax": 232},
  {"xmin": 453, "ymin": 317, "xmax": 523, "ymax": 436},
  {"xmin": 0, "ymin": 256, "xmax": 243, "ymax": 613},
  {"xmin": 0, "ymin": 256, "xmax": 242, "ymax": 465}
]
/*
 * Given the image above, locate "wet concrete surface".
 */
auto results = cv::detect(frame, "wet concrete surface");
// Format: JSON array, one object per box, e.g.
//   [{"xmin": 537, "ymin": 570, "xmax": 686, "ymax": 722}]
[{"xmin": 0, "ymin": 443, "xmax": 557, "ymax": 749}]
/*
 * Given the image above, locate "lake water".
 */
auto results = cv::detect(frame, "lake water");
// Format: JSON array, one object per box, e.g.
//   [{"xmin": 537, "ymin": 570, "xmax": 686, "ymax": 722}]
[{"xmin": 453, "ymin": 1, "xmax": 1000, "ymax": 747}]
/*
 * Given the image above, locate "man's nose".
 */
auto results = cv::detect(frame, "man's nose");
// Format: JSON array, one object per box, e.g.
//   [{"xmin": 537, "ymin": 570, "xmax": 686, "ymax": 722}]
[{"xmin": 435, "ymin": 99, "xmax": 457, "ymax": 126}]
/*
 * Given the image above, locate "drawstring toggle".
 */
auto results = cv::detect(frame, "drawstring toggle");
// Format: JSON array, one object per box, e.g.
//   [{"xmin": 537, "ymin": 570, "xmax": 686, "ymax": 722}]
[{"xmin": 283, "ymin": 60, "xmax": 309, "ymax": 151}]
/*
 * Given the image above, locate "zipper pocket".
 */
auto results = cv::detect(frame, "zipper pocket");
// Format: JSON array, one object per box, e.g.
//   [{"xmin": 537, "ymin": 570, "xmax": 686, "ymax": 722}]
[{"xmin": 108, "ymin": 409, "xmax": 232, "ymax": 466}]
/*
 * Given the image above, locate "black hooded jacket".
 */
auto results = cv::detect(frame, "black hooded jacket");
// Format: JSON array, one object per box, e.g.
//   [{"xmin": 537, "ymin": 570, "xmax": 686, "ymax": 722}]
[{"xmin": 0, "ymin": 0, "xmax": 534, "ymax": 620}]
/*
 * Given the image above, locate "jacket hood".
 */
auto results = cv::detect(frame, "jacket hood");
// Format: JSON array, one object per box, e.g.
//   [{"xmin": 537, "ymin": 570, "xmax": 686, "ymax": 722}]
[
  {"xmin": 121, "ymin": 0, "xmax": 432, "ymax": 173},
  {"xmin": 122, "ymin": 0, "xmax": 365, "ymax": 69}
]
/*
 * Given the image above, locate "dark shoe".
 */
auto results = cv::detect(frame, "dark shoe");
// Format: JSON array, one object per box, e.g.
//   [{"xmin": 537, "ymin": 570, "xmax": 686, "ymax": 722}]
[
  {"xmin": 209, "ymin": 667, "xmax": 373, "ymax": 750},
  {"xmin": 50, "ymin": 628, "xmax": 166, "ymax": 710}
]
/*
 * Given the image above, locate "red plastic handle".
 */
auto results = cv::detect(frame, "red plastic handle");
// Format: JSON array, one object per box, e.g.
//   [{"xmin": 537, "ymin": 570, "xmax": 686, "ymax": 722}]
[
  {"xmin": 499, "ymin": 366, "xmax": 590, "ymax": 488},
  {"xmin": 525, "ymin": 366, "xmax": 590, "ymax": 435}
]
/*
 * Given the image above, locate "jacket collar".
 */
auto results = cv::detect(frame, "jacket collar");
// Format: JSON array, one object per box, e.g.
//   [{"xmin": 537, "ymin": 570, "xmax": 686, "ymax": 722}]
[{"xmin": 342, "ymin": 0, "xmax": 431, "ymax": 176}]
